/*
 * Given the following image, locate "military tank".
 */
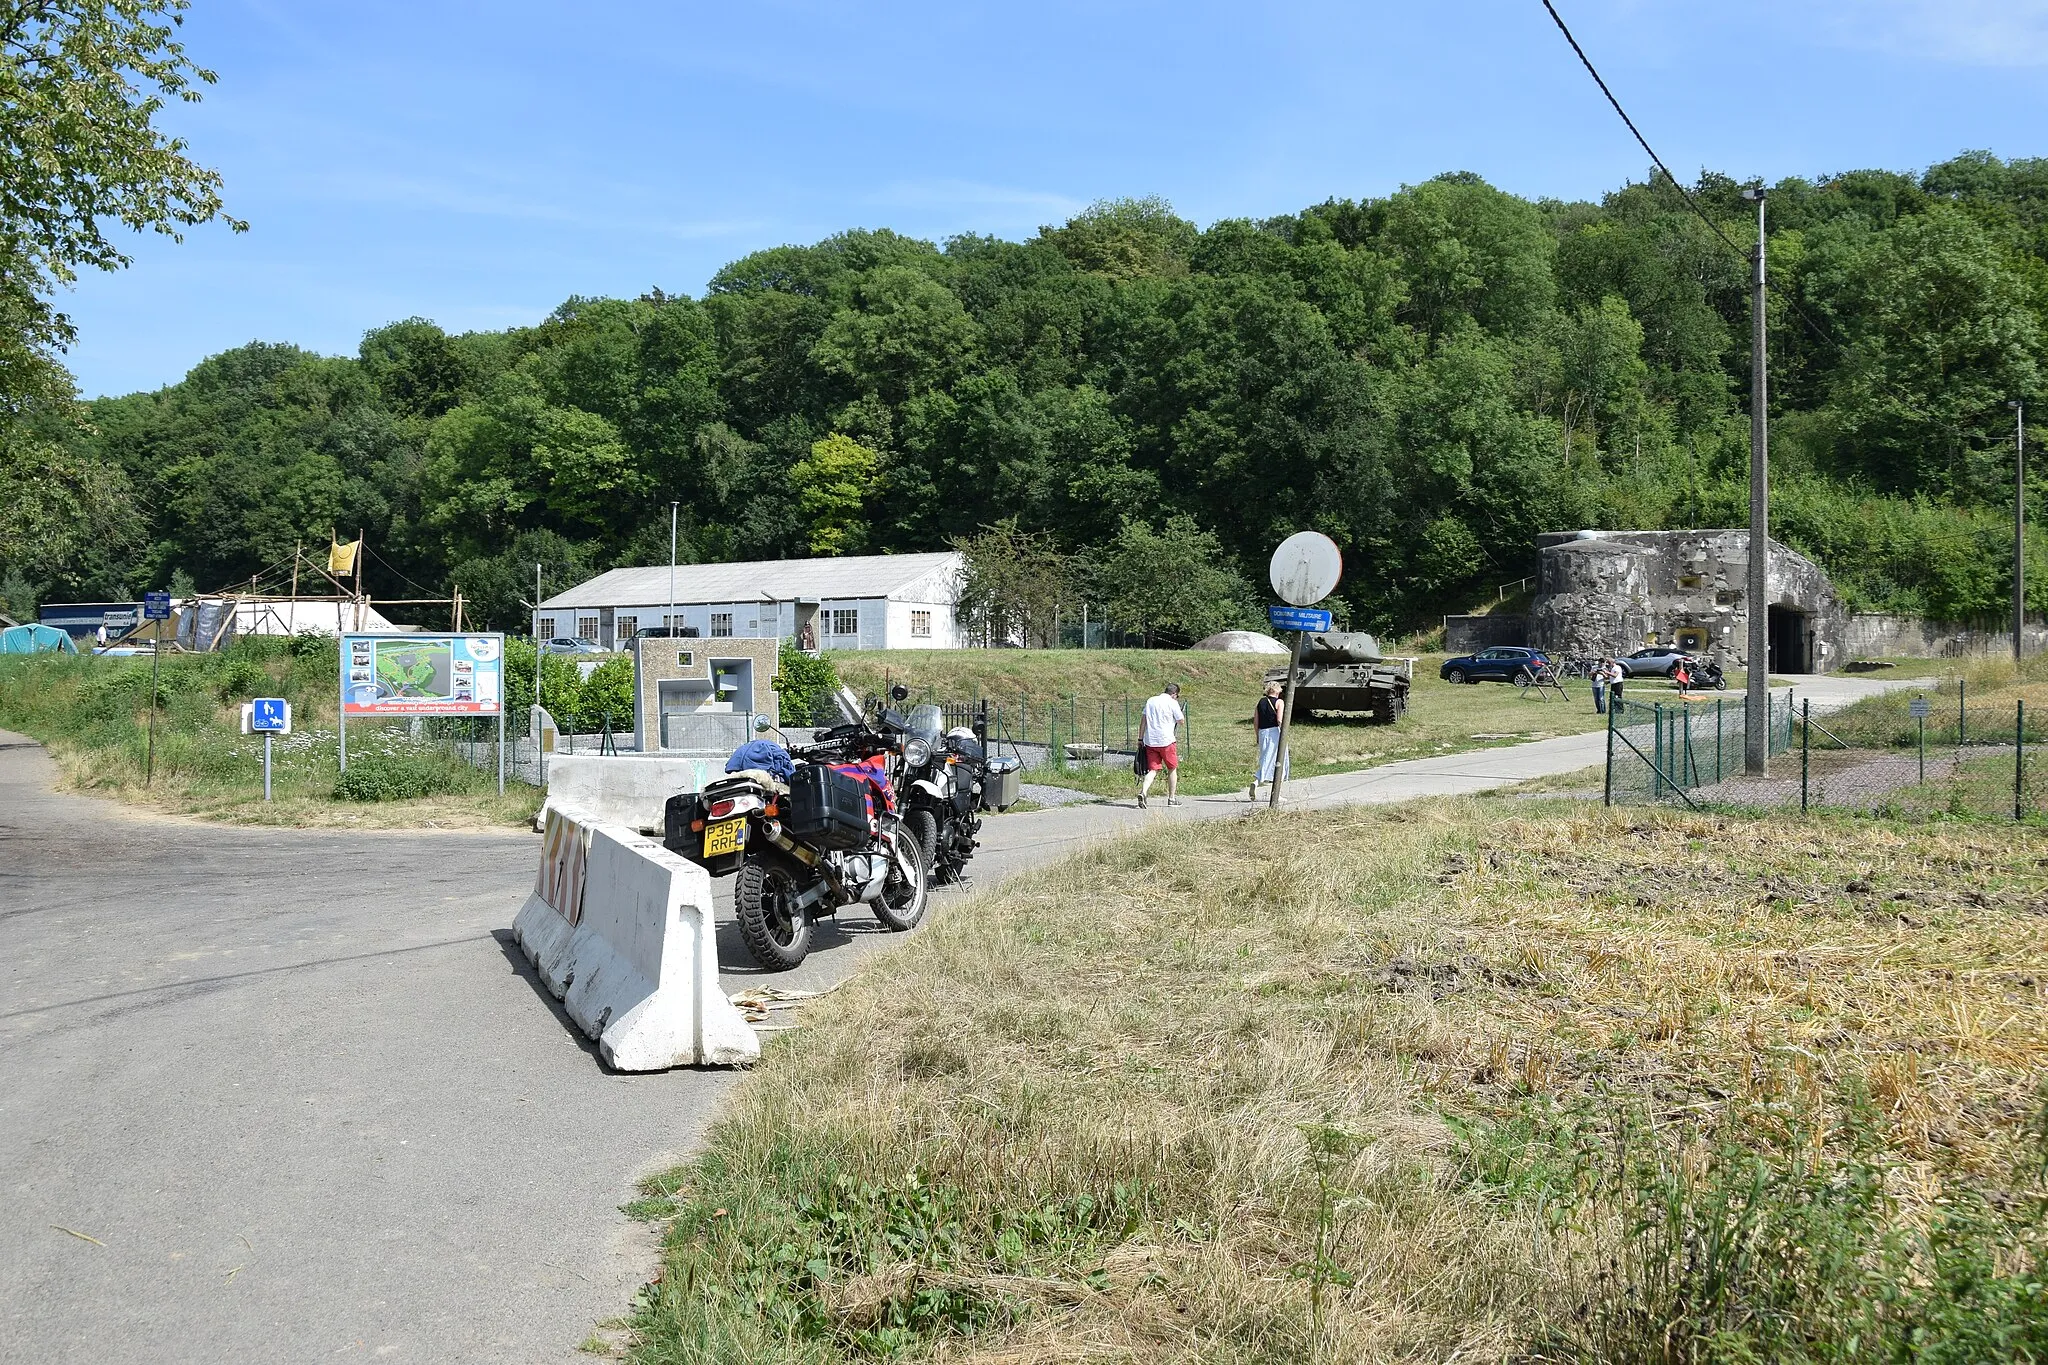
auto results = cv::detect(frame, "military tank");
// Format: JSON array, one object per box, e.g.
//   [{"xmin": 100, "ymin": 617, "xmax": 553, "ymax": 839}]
[{"xmin": 1264, "ymin": 631, "xmax": 1413, "ymax": 724}]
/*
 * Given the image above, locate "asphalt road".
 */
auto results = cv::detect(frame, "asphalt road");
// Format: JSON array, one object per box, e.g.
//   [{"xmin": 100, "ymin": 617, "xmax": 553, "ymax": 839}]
[{"xmin": 0, "ymin": 673, "xmax": 1925, "ymax": 1362}]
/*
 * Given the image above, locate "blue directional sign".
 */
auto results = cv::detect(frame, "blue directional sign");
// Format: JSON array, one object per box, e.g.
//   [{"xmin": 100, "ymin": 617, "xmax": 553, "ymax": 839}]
[
  {"xmin": 143, "ymin": 591, "xmax": 172, "ymax": 621},
  {"xmin": 250, "ymin": 697, "xmax": 291, "ymax": 733},
  {"xmin": 1268, "ymin": 605, "xmax": 1333, "ymax": 633}
]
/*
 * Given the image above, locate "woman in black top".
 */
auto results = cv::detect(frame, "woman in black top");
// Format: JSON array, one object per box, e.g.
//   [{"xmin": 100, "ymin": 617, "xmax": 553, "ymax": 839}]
[{"xmin": 1251, "ymin": 681, "xmax": 1286, "ymax": 800}]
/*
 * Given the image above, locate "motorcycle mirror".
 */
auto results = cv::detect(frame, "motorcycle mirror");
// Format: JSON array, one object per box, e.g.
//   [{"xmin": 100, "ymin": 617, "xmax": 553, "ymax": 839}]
[
  {"xmin": 889, "ymin": 683, "xmax": 910, "ymax": 702},
  {"xmin": 753, "ymin": 715, "xmax": 772, "ymax": 733}
]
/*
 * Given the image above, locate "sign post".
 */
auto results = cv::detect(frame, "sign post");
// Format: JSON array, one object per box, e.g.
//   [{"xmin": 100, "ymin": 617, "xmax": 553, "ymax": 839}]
[
  {"xmin": 243, "ymin": 697, "xmax": 292, "ymax": 800},
  {"xmin": 1911, "ymin": 694, "xmax": 1931, "ymax": 783},
  {"xmin": 141, "ymin": 592, "xmax": 172, "ymax": 786},
  {"xmin": 1266, "ymin": 533, "xmax": 1344, "ymax": 810}
]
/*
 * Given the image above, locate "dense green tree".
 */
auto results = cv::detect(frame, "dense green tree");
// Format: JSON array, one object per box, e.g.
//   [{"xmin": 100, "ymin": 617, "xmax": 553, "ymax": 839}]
[{"xmin": 43, "ymin": 154, "xmax": 2048, "ymax": 632}]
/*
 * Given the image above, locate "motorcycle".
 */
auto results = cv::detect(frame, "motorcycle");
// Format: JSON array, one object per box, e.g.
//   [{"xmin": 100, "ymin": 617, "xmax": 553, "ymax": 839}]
[
  {"xmin": 662, "ymin": 685, "xmax": 930, "ymax": 971},
  {"xmin": 889, "ymin": 687, "xmax": 1021, "ymax": 884},
  {"xmin": 1688, "ymin": 659, "xmax": 1729, "ymax": 691}
]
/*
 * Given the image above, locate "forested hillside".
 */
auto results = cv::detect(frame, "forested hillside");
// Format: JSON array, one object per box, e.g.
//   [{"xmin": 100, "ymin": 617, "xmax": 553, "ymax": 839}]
[{"xmin": 5, "ymin": 151, "xmax": 2044, "ymax": 634}]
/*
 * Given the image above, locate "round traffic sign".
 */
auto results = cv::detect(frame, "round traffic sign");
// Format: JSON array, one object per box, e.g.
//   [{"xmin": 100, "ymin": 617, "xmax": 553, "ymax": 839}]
[{"xmin": 1269, "ymin": 531, "xmax": 1342, "ymax": 607}]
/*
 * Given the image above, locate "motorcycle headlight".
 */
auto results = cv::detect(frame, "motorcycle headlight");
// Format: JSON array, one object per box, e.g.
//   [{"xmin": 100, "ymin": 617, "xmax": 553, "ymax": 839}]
[{"xmin": 903, "ymin": 738, "xmax": 931, "ymax": 768}]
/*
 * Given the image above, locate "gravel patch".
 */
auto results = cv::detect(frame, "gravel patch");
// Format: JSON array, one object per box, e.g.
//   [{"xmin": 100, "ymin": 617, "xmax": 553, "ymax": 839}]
[{"xmin": 1018, "ymin": 782, "xmax": 1103, "ymax": 808}]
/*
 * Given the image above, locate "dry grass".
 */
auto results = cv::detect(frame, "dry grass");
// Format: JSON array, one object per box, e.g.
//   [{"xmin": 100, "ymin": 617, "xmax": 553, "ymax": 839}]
[{"xmin": 626, "ymin": 802, "xmax": 2048, "ymax": 1363}]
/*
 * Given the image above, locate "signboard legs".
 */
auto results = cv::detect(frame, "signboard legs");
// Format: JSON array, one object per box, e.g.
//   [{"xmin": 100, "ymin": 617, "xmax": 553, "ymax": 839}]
[
  {"xmin": 145, "ymin": 643, "xmax": 162, "ymax": 786},
  {"xmin": 497, "ymin": 708, "xmax": 505, "ymax": 795},
  {"xmin": 1268, "ymin": 630, "xmax": 1305, "ymax": 809},
  {"xmin": 264, "ymin": 733, "xmax": 274, "ymax": 801},
  {"xmin": 339, "ymin": 707, "xmax": 347, "ymax": 773}
]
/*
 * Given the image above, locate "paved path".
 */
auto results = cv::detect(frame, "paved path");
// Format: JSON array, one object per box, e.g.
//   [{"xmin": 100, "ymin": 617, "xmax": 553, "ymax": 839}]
[{"xmin": 0, "ymin": 671, "xmax": 1927, "ymax": 1362}]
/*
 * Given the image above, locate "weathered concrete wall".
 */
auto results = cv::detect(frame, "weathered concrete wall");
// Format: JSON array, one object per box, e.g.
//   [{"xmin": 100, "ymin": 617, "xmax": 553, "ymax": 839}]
[
  {"xmin": 1528, "ymin": 530, "xmax": 1846, "ymax": 671},
  {"xmin": 1845, "ymin": 613, "xmax": 2048, "ymax": 659},
  {"xmin": 1443, "ymin": 614, "xmax": 1529, "ymax": 653},
  {"xmin": 631, "ymin": 636, "xmax": 780, "ymax": 753},
  {"xmin": 540, "ymin": 753, "xmax": 723, "ymax": 833}
]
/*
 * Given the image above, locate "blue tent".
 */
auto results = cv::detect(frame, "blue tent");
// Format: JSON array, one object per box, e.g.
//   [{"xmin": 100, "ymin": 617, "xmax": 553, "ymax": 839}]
[{"xmin": 0, "ymin": 623, "xmax": 78, "ymax": 654}]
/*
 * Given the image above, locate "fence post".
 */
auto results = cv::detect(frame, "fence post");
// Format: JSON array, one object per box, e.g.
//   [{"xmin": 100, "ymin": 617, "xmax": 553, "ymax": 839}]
[
  {"xmin": 1715, "ymin": 698, "xmax": 1723, "ymax": 784},
  {"xmin": 2018, "ymin": 699, "xmax": 2026, "ymax": 822},
  {"xmin": 1801, "ymin": 699, "xmax": 1810, "ymax": 813},
  {"xmin": 1604, "ymin": 694, "xmax": 1616, "ymax": 806},
  {"xmin": 1100, "ymin": 701, "xmax": 1107, "ymax": 755},
  {"xmin": 1960, "ymin": 678, "xmax": 1967, "ymax": 746},
  {"xmin": 1918, "ymin": 707, "xmax": 1926, "ymax": 785},
  {"xmin": 1653, "ymin": 703, "xmax": 1665, "ymax": 800}
]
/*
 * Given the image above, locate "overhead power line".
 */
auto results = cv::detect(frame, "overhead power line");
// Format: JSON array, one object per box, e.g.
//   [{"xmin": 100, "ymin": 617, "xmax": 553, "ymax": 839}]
[{"xmin": 1537, "ymin": 0, "xmax": 1857, "ymax": 364}]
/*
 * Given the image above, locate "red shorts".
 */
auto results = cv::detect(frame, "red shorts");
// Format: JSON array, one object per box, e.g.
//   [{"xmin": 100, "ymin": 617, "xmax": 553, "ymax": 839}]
[{"xmin": 1140, "ymin": 743, "xmax": 1178, "ymax": 772}]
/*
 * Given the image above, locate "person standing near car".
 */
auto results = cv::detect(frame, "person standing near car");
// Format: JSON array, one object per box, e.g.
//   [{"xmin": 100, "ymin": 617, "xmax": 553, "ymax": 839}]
[
  {"xmin": 1605, "ymin": 658, "xmax": 1626, "ymax": 715},
  {"xmin": 1138, "ymin": 682, "xmax": 1185, "ymax": 809},
  {"xmin": 1591, "ymin": 659, "xmax": 1609, "ymax": 714},
  {"xmin": 1250, "ymin": 680, "xmax": 1287, "ymax": 801}
]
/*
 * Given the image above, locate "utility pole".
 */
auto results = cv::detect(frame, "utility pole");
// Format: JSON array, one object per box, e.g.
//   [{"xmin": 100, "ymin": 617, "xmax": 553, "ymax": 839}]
[
  {"xmin": 1743, "ymin": 186, "xmax": 1769, "ymax": 774},
  {"xmin": 669, "ymin": 501, "xmax": 679, "ymax": 633},
  {"xmin": 2014, "ymin": 399, "xmax": 2028, "ymax": 665}
]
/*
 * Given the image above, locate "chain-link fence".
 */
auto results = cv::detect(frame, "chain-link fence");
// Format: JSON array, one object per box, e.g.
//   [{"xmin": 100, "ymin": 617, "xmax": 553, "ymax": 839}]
[
  {"xmin": 1605, "ymin": 681, "xmax": 2048, "ymax": 822},
  {"xmin": 891, "ymin": 690, "xmax": 1162, "ymax": 773}
]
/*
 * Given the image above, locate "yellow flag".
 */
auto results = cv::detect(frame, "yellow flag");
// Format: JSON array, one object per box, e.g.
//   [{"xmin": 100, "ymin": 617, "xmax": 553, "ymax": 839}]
[{"xmin": 328, "ymin": 537, "xmax": 359, "ymax": 575}]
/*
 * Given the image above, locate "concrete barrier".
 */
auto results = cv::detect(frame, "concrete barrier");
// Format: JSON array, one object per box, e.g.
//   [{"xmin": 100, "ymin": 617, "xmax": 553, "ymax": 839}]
[
  {"xmin": 536, "ymin": 752, "xmax": 720, "ymax": 833},
  {"xmin": 511, "ymin": 808, "xmax": 759, "ymax": 1070}
]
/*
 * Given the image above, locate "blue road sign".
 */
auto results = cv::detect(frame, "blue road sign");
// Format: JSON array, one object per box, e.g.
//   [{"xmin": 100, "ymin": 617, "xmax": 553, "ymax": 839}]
[
  {"xmin": 1267, "ymin": 605, "xmax": 1333, "ymax": 633},
  {"xmin": 143, "ymin": 591, "xmax": 172, "ymax": 621},
  {"xmin": 251, "ymin": 698, "xmax": 291, "ymax": 733}
]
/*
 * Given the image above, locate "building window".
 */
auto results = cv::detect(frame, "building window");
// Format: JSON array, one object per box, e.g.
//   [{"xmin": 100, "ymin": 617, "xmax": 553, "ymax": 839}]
[
  {"xmin": 830, "ymin": 608, "xmax": 859, "ymax": 637},
  {"xmin": 577, "ymin": 615, "xmax": 598, "ymax": 641},
  {"xmin": 710, "ymin": 611, "xmax": 734, "ymax": 637},
  {"xmin": 911, "ymin": 610, "xmax": 932, "ymax": 638},
  {"xmin": 537, "ymin": 616, "xmax": 556, "ymax": 639},
  {"xmin": 616, "ymin": 614, "xmax": 638, "ymax": 640}
]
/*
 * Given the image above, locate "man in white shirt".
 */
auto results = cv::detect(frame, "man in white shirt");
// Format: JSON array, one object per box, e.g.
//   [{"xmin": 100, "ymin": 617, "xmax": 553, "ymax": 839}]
[{"xmin": 1138, "ymin": 682, "xmax": 1185, "ymax": 809}]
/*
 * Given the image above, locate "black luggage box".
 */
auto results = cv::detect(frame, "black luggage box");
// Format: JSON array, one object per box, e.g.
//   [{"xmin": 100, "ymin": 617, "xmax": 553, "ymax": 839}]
[{"xmin": 786, "ymin": 764, "xmax": 871, "ymax": 851}]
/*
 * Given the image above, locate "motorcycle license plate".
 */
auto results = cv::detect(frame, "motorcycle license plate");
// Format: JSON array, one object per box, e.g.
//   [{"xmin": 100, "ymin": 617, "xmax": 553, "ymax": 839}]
[{"xmin": 702, "ymin": 819, "xmax": 746, "ymax": 857}]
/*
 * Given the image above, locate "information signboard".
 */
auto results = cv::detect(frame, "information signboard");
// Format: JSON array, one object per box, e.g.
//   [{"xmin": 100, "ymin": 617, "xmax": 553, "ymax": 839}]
[
  {"xmin": 341, "ymin": 633, "xmax": 504, "ymax": 716},
  {"xmin": 1909, "ymin": 697, "xmax": 1932, "ymax": 719},
  {"xmin": 143, "ymin": 591, "xmax": 172, "ymax": 621},
  {"xmin": 1267, "ymin": 605, "xmax": 1334, "ymax": 633}
]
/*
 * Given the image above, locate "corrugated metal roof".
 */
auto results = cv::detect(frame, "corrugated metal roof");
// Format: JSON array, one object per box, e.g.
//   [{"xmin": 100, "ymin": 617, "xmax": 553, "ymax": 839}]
[{"xmin": 538, "ymin": 551, "xmax": 963, "ymax": 610}]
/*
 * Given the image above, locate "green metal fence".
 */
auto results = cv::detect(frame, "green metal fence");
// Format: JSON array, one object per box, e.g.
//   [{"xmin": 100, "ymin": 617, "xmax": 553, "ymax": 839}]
[
  {"xmin": 1603, "ymin": 692, "xmax": 1796, "ymax": 808},
  {"xmin": 1605, "ymin": 679, "xmax": 2048, "ymax": 822}
]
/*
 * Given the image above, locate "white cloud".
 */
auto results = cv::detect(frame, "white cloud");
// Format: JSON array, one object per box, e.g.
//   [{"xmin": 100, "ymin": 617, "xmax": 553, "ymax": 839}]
[
  {"xmin": 1806, "ymin": 0, "xmax": 2048, "ymax": 67},
  {"xmin": 867, "ymin": 178, "xmax": 1087, "ymax": 222}
]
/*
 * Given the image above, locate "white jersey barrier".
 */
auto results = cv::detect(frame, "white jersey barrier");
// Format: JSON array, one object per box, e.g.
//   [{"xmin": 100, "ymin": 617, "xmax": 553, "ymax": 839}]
[{"xmin": 512, "ymin": 808, "xmax": 760, "ymax": 1070}]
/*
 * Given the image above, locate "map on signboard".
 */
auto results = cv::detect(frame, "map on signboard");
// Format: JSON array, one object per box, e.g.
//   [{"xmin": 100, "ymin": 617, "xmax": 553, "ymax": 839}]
[{"xmin": 342, "ymin": 634, "xmax": 504, "ymax": 716}]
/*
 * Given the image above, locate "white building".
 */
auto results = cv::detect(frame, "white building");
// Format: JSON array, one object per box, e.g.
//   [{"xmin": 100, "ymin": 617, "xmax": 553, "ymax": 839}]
[{"xmin": 532, "ymin": 551, "xmax": 966, "ymax": 651}]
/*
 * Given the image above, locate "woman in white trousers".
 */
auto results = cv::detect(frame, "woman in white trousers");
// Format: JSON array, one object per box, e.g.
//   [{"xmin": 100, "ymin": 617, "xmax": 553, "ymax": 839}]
[{"xmin": 1250, "ymin": 681, "xmax": 1288, "ymax": 799}]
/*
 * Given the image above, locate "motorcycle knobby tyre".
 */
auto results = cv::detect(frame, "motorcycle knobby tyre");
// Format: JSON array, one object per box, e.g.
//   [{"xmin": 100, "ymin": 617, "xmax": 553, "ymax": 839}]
[
  {"xmin": 904, "ymin": 807, "xmax": 944, "ymax": 885},
  {"xmin": 870, "ymin": 824, "xmax": 930, "ymax": 931},
  {"xmin": 735, "ymin": 854, "xmax": 811, "ymax": 971}
]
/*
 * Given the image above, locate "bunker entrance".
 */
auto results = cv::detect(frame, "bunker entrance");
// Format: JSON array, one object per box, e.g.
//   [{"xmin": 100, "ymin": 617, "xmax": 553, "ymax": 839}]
[{"xmin": 1767, "ymin": 604, "xmax": 1808, "ymax": 673}]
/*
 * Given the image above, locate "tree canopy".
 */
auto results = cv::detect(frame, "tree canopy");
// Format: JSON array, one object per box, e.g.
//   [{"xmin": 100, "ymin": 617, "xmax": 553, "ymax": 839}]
[{"xmin": 13, "ymin": 153, "xmax": 2048, "ymax": 633}]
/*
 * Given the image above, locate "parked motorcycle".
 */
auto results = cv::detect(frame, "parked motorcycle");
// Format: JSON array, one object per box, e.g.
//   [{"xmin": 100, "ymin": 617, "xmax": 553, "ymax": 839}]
[
  {"xmin": 890, "ymin": 688, "xmax": 1022, "ymax": 884},
  {"xmin": 662, "ymin": 686, "xmax": 929, "ymax": 970},
  {"xmin": 1688, "ymin": 659, "xmax": 1729, "ymax": 691}
]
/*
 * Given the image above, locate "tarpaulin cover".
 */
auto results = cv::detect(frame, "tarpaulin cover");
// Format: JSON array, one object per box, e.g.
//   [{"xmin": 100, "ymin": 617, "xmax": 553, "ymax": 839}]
[{"xmin": 0, "ymin": 624, "xmax": 77, "ymax": 653}]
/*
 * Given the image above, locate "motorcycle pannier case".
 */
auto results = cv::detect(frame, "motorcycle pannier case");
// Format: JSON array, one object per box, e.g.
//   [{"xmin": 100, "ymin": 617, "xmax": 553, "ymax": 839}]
[
  {"xmin": 981, "ymin": 755, "xmax": 1021, "ymax": 812},
  {"xmin": 786, "ymin": 764, "xmax": 871, "ymax": 851}
]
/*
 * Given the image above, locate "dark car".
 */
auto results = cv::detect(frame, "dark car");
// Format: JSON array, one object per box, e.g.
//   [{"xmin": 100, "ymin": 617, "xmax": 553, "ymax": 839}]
[
  {"xmin": 631, "ymin": 625, "xmax": 700, "ymax": 639},
  {"xmin": 1439, "ymin": 646, "xmax": 1551, "ymax": 685}
]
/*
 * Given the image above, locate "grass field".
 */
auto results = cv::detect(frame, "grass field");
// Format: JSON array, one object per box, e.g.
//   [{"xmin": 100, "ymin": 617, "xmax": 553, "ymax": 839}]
[
  {"xmin": 832, "ymin": 649, "xmax": 1683, "ymax": 798},
  {"xmin": 616, "ymin": 799, "xmax": 2048, "ymax": 1362},
  {"xmin": 0, "ymin": 643, "xmax": 538, "ymax": 828}
]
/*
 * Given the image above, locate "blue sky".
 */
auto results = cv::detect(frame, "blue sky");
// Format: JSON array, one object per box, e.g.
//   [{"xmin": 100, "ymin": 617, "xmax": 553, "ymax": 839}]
[{"xmin": 60, "ymin": 0, "xmax": 2048, "ymax": 398}]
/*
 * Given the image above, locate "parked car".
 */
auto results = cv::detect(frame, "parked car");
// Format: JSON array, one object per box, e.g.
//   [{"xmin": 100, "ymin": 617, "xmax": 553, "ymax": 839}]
[
  {"xmin": 540, "ymin": 636, "xmax": 606, "ymax": 655},
  {"xmin": 631, "ymin": 625, "xmax": 700, "ymax": 639},
  {"xmin": 1619, "ymin": 646, "xmax": 1699, "ymax": 678},
  {"xmin": 1439, "ymin": 646, "xmax": 1552, "ymax": 685}
]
